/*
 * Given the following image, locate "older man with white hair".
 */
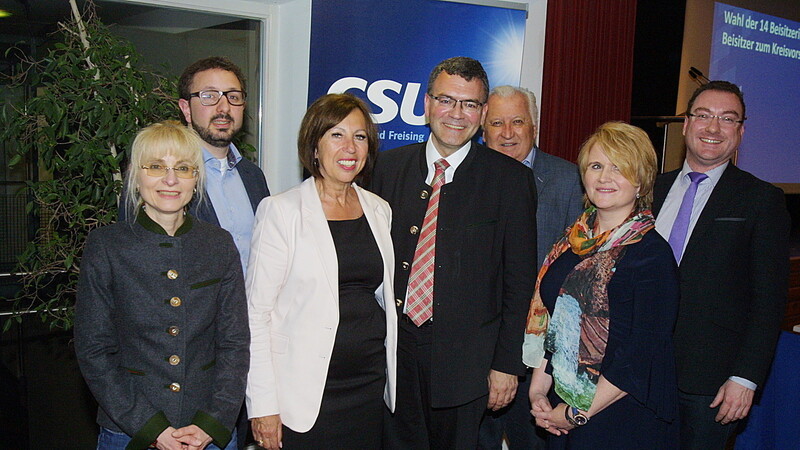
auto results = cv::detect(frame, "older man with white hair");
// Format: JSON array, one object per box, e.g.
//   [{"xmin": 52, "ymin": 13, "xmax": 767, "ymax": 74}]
[{"xmin": 479, "ymin": 85, "xmax": 583, "ymax": 449}]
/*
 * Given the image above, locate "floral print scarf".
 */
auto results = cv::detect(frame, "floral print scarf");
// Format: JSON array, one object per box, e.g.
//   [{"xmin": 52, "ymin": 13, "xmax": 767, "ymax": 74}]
[{"xmin": 523, "ymin": 207, "xmax": 655, "ymax": 410}]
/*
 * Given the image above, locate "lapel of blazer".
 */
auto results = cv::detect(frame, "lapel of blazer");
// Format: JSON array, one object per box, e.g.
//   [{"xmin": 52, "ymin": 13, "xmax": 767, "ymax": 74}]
[
  {"xmin": 355, "ymin": 185, "xmax": 393, "ymax": 310},
  {"xmin": 299, "ymin": 177, "xmax": 339, "ymax": 302},
  {"xmin": 681, "ymin": 164, "xmax": 739, "ymax": 262},
  {"xmin": 653, "ymin": 170, "xmax": 679, "ymax": 217},
  {"xmin": 530, "ymin": 150, "xmax": 550, "ymax": 194},
  {"xmin": 237, "ymin": 159, "xmax": 263, "ymax": 213}
]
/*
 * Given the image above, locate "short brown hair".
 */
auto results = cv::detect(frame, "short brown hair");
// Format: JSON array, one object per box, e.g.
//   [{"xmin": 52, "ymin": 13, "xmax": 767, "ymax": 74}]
[
  {"xmin": 178, "ymin": 57, "xmax": 246, "ymax": 114},
  {"xmin": 298, "ymin": 93, "xmax": 379, "ymax": 185},
  {"xmin": 427, "ymin": 57, "xmax": 490, "ymax": 103},
  {"xmin": 686, "ymin": 80, "xmax": 746, "ymax": 119},
  {"xmin": 577, "ymin": 122, "xmax": 657, "ymax": 209}
]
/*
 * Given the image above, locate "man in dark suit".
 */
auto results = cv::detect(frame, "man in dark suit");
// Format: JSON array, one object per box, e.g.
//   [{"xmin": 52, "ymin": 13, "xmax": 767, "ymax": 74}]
[
  {"xmin": 653, "ymin": 81, "xmax": 790, "ymax": 449},
  {"xmin": 371, "ymin": 57, "xmax": 537, "ymax": 449},
  {"xmin": 177, "ymin": 57, "xmax": 270, "ymax": 274},
  {"xmin": 478, "ymin": 85, "xmax": 583, "ymax": 449},
  {"xmin": 177, "ymin": 57, "xmax": 269, "ymax": 450}
]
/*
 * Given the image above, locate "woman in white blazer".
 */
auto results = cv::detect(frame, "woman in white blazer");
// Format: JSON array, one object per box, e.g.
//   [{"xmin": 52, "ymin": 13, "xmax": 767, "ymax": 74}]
[{"xmin": 246, "ymin": 93, "xmax": 397, "ymax": 449}]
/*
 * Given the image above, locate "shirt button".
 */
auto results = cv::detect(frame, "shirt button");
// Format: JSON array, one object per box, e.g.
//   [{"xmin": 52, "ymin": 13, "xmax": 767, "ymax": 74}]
[
  {"xmin": 409, "ymin": 226, "xmax": 419, "ymax": 235},
  {"xmin": 401, "ymin": 261, "xmax": 410, "ymax": 270},
  {"xmin": 167, "ymin": 326, "xmax": 180, "ymax": 336},
  {"xmin": 168, "ymin": 355, "xmax": 181, "ymax": 366},
  {"xmin": 420, "ymin": 190, "xmax": 429, "ymax": 200},
  {"xmin": 169, "ymin": 382, "xmax": 181, "ymax": 392},
  {"xmin": 169, "ymin": 297, "xmax": 181, "ymax": 307},
  {"xmin": 167, "ymin": 270, "xmax": 178, "ymax": 280}
]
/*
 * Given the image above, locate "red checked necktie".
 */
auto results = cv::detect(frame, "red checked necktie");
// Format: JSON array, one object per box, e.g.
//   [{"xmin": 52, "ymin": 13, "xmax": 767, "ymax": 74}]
[{"xmin": 405, "ymin": 158, "xmax": 450, "ymax": 326}]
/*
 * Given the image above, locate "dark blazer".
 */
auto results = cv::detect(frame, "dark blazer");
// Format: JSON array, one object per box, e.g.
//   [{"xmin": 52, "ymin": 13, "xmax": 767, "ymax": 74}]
[
  {"xmin": 119, "ymin": 155, "xmax": 270, "ymax": 224},
  {"xmin": 370, "ymin": 141, "xmax": 537, "ymax": 408},
  {"xmin": 530, "ymin": 149, "xmax": 584, "ymax": 268},
  {"xmin": 653, "ymin": 163, "xmax": 790, "ymax": 394},
  {"xmin": 193, "ymin": 156, "xmax": 270, "ymax": 226},
  {"xmin": 74, "ymin": 214, "xmax": 249, "ymax": 449}
]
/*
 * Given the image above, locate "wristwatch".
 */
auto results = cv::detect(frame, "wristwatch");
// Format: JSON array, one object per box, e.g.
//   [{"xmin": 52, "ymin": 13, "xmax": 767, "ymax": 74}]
[{"xmin": 564, "ymin": 405, "xmax": 590, "ymax": 427}]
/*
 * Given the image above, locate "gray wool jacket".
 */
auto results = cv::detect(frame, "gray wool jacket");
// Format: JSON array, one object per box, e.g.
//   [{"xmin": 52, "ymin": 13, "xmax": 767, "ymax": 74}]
[{"xmin": 74, "ymin": 212, "xmax": 249, "ymax": 450}]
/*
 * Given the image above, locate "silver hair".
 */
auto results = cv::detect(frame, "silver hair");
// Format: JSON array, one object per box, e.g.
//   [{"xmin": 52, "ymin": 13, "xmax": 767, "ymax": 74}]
[{"xmin": 488, "ymin": 85, "xmax": 539, "ymax": 125}]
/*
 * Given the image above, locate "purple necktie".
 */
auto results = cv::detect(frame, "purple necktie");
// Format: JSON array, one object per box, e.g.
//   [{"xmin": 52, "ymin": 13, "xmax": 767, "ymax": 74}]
[{"xmin": 668, "ymin": 172, "xmax": 708, "ymax": 263}]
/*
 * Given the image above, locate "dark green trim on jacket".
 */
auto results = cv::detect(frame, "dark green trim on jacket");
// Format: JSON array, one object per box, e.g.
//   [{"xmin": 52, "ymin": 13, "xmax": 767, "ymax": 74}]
[
  {"xmin": 192, "ymin": 410, "xmax": 231, "ymax": 449},
  {"xmin": 127, "ymin": 410, "xmax": 170, "ymax": 450},
  {"xmin": 136, "ymin": 206, "xmax": 194, "ymax": 236}
]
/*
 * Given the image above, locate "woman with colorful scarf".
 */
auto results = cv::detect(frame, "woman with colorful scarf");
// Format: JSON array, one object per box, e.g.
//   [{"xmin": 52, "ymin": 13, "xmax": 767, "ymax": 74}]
[{"xmin": 523, "ymin": 122, "xmax": 680, "ymax": 448}]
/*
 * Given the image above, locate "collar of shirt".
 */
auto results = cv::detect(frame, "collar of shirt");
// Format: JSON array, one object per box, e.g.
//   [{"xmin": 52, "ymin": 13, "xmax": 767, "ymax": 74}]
[
  {"xmin": 522, "ymin": 147, "xmax": 537, "ymax": 168},
  {"xmin": 424, "ymin": 139, "xmax": 471, "ymax": 185},
  {"xmin": 677, "ymin": 160, "xmax": 727, "ymax": 188},
  {"xmin": 202, "ymin": 143, "xmax": 243, "ymax": 172},
  {"xmin": 655, "ymin": 159, "xmax": 729, "ymax": 253}
]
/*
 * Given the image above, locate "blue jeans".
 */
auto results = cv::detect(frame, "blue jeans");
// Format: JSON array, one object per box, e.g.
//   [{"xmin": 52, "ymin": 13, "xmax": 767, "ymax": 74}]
[{"xmin": 97, "ymin": 427, "xmax": 237, "ymax": 450}]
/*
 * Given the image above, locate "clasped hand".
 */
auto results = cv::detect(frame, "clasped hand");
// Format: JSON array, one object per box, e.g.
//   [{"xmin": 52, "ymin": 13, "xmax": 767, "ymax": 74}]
[{"xmin": 529, "ymin": 396, "xmax": 575, "ymax": 436}]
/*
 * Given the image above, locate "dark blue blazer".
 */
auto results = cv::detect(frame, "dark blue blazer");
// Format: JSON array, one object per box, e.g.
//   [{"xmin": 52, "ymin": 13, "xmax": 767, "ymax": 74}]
[
  {"xmin": 191, "ymin": 157, "xmax": 270, "ymax": 226},
  {"xmin": 653, "ymin": 163, "xmax": 790, "ymax": 394}
]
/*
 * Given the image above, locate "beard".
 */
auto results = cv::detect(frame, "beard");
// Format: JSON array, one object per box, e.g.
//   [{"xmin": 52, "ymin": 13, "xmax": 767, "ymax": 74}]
[{"xmin": 192, "ymin": 114, "xmax": 240, "ymax": 149}]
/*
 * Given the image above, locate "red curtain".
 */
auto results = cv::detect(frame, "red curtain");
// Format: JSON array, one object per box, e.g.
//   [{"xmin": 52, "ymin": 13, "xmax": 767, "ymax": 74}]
[{"xmin": 538, "ymin": 1, "xmax": 638, "ymax": 163}]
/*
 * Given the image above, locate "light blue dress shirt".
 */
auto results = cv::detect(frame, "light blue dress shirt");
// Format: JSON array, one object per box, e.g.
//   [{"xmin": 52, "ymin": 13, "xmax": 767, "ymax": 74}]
[{"xmin": 202, "ymin": 144, "xmax": 255, "ymax": 273}]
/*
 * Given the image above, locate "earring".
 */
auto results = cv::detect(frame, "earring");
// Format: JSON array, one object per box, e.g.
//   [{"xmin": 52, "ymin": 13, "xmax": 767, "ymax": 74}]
[
  {"xmin": 313, "ymin": 158, "xmax": 319, "ymax": 168},
  {"xmin": 193, "ymin": 187, "xmax": 197, "ymax": 194},
  {"xmin": 635, "ymin": 192, "xmax": 641, "ymax": 199}
]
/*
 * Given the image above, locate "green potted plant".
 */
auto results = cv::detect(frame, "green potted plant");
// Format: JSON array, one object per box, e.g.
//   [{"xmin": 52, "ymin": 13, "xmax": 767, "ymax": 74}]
[{"xmin": 2, "ymin": 0, "xmax": 178, "ymax": 330}]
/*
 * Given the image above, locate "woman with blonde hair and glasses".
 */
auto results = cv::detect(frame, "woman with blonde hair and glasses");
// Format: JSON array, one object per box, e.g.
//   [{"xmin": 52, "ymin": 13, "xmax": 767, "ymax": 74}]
[
  {"xmin": 75, "ymin": 120, "xmax": 249, "ymax": 450},
  {"xmin": 523, "ymin": 122, "xmax": 680, "ymax": 448}
]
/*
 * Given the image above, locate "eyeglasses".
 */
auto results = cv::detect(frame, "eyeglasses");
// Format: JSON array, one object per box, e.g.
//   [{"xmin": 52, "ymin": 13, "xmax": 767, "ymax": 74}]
[
  {"xmin": 687, "ymin": 112, "xmax": 745, "ymax": 127},
  {"xmin": 428, "ymin": 94, "xmax": 484, "ymax": 113},
  {"xmin": 141, "ymin": 164, "xmax": 198, "ymax": 179},
  {"xmin": 189, "ymin": 90, "xmax": 247, "ymax": 106}
]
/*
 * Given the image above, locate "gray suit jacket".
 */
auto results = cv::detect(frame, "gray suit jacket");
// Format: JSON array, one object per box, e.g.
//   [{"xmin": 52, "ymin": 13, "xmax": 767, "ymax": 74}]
[
  {"xmin": 530, "ymin": 149, "xmax": 584, "ymax": 268},
  {"xmin": 75, "ymin": 213, "xmax": 250, "ymax": 449}
]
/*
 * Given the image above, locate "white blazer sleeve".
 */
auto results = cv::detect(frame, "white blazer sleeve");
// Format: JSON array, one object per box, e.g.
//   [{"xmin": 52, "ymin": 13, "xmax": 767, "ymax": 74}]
[{"xmin": 245, "ymin": 197, "xmax": 291, "ymax": 418}]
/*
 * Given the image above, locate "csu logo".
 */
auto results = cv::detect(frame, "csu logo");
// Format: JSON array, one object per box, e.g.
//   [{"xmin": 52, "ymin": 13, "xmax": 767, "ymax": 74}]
[{"xmin": 328, "ymin": 77, "xmax": 426, "ymax": 126}]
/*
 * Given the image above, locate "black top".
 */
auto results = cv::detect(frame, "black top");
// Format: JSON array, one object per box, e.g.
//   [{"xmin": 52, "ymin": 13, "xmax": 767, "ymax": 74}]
[{"xmin": 326, "ymin": 214, "xmax": 385, "ymax": 389}]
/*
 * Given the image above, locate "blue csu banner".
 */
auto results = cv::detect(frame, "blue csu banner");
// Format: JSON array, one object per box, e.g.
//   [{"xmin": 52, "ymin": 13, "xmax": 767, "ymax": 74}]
[{"xmin": 308, "ymin": 0, "xmax": 527, "ymax": 151}]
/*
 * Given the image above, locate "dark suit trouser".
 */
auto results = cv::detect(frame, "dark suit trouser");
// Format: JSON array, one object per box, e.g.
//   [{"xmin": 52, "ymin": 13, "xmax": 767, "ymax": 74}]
[
  {"xmin": 679, "ymin": 390, "xmax": 739, "ymax": 450},
  {"xmin": 478, "ymin": 369, "xmax": 546, "ymax": 450},
  {"xmin": 383, "ymin": 317, "xmax": 486, "ymax": 450}
]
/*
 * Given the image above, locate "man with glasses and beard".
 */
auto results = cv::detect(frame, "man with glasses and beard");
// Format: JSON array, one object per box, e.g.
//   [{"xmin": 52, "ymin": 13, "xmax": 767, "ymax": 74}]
[
  {"xmin": 178, "ymin": 56, "xmax": 270, "ymax": 450},
  {"xmin": 176, "ymin": 56, "xmax": 270, "ymax": 275}
]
